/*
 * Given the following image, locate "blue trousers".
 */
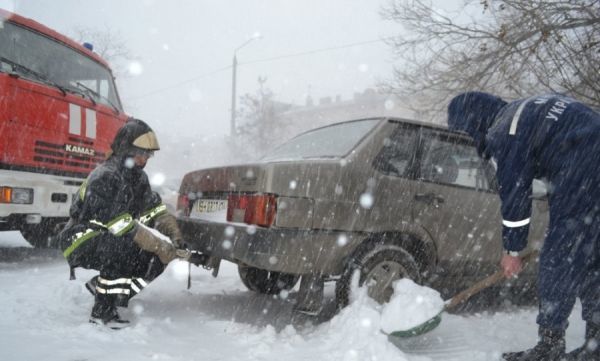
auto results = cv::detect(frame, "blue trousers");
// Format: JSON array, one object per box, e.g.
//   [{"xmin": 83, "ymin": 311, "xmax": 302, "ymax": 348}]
[{"xmin": 537, "ymin": 209, "xmax": 600, "ymax": 330}]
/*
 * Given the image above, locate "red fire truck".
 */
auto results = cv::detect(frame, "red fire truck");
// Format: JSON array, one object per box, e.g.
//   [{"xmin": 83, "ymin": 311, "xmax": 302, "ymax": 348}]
[{"xmin": 0, "ymin": 9, "xmax": 128, "ymax": 247}]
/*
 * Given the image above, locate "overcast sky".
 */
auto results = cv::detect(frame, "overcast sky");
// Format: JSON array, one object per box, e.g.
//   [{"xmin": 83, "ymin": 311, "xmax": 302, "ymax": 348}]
[{"xmin": 0, "ymin": 0, "xmax": 418, "ymax": 138}]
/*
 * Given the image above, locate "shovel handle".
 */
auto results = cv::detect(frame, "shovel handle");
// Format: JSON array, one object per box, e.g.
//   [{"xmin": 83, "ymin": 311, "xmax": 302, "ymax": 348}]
[{"xmin": 443, "ymin": 250, "xmax": 539, "ymax": 311}]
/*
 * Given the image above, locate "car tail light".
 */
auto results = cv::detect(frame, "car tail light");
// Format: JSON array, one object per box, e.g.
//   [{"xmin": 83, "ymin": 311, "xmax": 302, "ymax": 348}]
[
  {"xmin": 227, "ymin": 193, "xmax": 277, "ymax": 227},
  {"xmin": 176, "ymin": 194, "xmax": 190, "ymax": 216}
]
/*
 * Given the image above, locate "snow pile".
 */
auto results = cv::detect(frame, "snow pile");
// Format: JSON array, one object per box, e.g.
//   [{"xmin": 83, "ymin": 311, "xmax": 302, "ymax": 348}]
[
  {"xmin": 231, "ymin": 282, "xmax": 410, "ymax": 360},
  {"xmin": 310, "ymin": 286, "xmax": 409, "ymax": 360},
  {"xmin": 380, "ymin": 279, "xmax": 445, "ymax": 333}
]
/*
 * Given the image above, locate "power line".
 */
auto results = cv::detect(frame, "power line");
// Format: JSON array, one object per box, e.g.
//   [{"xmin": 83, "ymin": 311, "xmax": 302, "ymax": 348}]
[
  {"xmin": 127, "ymin": 36, "xmax": 393, "ymax": 101},
  {"xmin": 240, "ymin": 37, "xmax": 393, "ymax": 66},
  {"xmin": 127, "ymin": 65, "xmax": 232, "ymax": 100}
]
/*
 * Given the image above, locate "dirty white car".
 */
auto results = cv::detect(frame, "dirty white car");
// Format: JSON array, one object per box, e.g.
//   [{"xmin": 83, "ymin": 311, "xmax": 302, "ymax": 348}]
[{"xmin": 176, "ymin": 117, "xmax": 548, "ymax": 309}]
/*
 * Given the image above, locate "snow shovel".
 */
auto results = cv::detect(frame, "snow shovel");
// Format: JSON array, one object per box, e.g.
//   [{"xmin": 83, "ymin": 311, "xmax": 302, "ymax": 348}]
[{"xmin": 388, "ymin": 250, "xmax": 539, "ymax": 338}]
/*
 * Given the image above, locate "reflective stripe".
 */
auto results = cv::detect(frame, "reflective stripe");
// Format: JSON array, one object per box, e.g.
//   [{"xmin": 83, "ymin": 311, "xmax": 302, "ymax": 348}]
[
  {"xmin": 502, "ymin": 218, "xmax": 531, "ymax": 228},
  {"xmin": 63, "ymin": 228, "xmax": 100, "ymax": 258},
  {"xmin": 139, "ymin": 204, "xmax": 168, "ymax": 225},
  {"xmin": 95, "ymin": 287, "xmax": 131, "ymax": 295},
  {"xmin": 509, "ymin": 98, "xmax": 534, "ymax": 135},
  {"xmin": 64, "ymin": 213, "xmax": 136, "ymax": 259},
  {"xmin": 131, "ymin": 283, "xmax": 141, "ymax": 294},
  {"xmin": 98, "ymin": 277, "xmax": 132, "ymax": 286},
  {"xmin": 89, "ymin": 220, "xmax": 105, "ymax": 228},
  {"xmin": 489, "ymin": 157, "xmax": 498, "ymax": 171},
  {"xmin": 78, "ymin": 179, "xmax": 88, "ymax": 201},
  {"xmin": 89, "ymin": 213, "xmax": 135, "ymax": 236},
  {"xmin": 106, "ymin": 213, "xmax": 135, "ymax": 236},
  {"xmin": 131, "ymin": 278, "xmax": 148, "ymax": 294}
]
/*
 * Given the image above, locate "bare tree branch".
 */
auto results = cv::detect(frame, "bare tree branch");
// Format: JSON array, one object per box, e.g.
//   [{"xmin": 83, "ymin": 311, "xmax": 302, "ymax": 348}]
[
  {"xmin": 70, "ymin": 25, "xmax": 133, "ymax": 77},
  {"xmin": 380, "ymin": 0, "xmax": 600, "ymax": 118}
]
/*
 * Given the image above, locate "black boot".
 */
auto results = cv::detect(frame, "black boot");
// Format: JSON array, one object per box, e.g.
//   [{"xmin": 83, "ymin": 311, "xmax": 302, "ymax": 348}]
[
  {"xmin": 85, "ymin": 275, "xmax": 98, "ymax": 296},
  {"xmin": 89, "ymin": 293, "xmax": 129, "ymax": 330},
  {"xmin": 502, "ymin": 328, "xmax": 566, "ymax": 361},
  {"xmin": 567, "ymin": 323, "xmax": 600, "ymax": 361}
]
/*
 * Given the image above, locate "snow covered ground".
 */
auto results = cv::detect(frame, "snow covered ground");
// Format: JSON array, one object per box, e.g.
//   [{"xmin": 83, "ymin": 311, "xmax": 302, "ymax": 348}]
[{"xmin": 0, "ymin": 231, "xmax": 587, "ymax": 361}]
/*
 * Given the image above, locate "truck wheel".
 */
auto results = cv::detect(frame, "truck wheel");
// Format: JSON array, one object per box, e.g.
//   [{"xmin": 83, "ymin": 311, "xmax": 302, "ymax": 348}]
[
  {"xmin": 238, "ymin": 265, "xmax": 299, "ymax": 295},
  {"xmin": 20, "ymin": 219, "xmax": 64, "ymax": 248},
  {"xmin": 335, "ymin": 245, "xmax": 421, "ymax": 309}
]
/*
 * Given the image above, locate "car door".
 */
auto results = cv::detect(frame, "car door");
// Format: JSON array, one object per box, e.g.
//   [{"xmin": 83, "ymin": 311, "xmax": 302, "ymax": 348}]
[
  {"xmin": 368, "ymin": 122, "xmax": 421, "ymax": 230},
  {"xmin": 411, "ymin": 128, "xmax": 502, "ymax": 278}
]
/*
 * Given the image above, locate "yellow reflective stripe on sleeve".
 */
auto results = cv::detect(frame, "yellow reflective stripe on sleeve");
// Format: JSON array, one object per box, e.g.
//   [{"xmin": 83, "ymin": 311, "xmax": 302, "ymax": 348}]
[
  {"xmin": 78, "ymin": 179, "xmax": 88, "ymax": 201},
  {"xmin": 138, "ymin": 204, "xmax": 168, "ymax": 225},
  {"xmin": 88, "ymin": 213, "xmax": 135, "ymax": 236},
  {"xmin": 106, "ymin": 213, "xmax": 135, "ymax": 236},
  {"xmin": 63, "ymin": 228, "xmax": 100, "ymax": 258},
  {"xmin": 62, "ymin": 214, "xmax": 135, "ymax": 259}
]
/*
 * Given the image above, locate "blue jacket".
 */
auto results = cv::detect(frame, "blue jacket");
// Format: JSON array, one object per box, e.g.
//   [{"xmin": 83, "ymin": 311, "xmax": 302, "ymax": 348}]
[{"xmin": 485, "ymin": 95, "xmax": 600, "ymax": 252}]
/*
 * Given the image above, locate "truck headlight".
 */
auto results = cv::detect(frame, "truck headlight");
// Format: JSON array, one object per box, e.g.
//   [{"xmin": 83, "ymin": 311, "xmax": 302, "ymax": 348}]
[{"xmin": 0, "ymin": 187, "xmax": 34, "ymax": 204}]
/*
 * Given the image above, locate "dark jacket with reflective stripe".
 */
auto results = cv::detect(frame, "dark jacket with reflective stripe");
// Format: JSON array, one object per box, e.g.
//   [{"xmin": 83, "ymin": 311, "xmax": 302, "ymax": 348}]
[
  {"xmin": 70, "ymin": 155, "xmax": 160, "ymax": 227},
  {"xmin": 485, "ymin": 95, "xmax": 600, "ymax": 252}
]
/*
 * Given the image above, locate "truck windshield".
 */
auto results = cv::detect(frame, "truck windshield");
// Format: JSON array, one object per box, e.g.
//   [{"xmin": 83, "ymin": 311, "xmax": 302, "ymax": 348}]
[
  {"xmin": 262, "ymin": 119, "xmax": 380, "ymax": 161},
  {"xmin": 0, "ymin": 21, "xmax": 122, "ymax": 111}
]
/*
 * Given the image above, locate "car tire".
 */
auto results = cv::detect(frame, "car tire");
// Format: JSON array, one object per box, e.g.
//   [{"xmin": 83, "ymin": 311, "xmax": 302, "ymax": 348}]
[
  {"xmin": 335, "ymin": 244, "xmax": 421, "ymax": 310},
  {"xmin": 238, "ymin": 265, "xmax": 300, "ymax": 295}
]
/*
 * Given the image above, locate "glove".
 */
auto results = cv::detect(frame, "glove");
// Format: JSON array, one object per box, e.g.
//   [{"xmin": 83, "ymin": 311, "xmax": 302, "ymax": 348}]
[
  {"xmin": 154, "ymin": 212, "xmax": 184, "ymax": 248},
  {"xmin": 132, "ymin": 221, "xmax": 177, "ymax": 264},
  {"xmin": 175, "ymin": 249, "xmax": 210, "ymax": 266}
]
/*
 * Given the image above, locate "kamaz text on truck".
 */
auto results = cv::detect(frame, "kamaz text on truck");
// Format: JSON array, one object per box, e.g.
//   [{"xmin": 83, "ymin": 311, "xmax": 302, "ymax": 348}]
[{"xmin": 0, "ymin": 9, "xmax": 128, "ymax": 247}]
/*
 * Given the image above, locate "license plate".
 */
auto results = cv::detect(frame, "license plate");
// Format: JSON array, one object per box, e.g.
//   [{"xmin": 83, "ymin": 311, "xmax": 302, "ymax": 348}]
[
  {"xmin": 190, "ymin": 199, "xmax": 228, "ymax": 221},
  {"xmin": 194, "ymin": 199, "xmax": 227, "ymax": 213}
]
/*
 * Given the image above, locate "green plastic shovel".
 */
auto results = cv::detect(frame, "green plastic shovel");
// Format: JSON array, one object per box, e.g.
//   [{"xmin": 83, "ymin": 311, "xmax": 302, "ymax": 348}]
[{"xmin": 388, "ymin": 251, "xmax": 539, "ymax": 338}]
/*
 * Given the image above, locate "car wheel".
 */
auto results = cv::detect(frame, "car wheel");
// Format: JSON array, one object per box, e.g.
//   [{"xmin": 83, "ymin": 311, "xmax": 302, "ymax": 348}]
[
  {"xmin": 335, "ymin": 245, "xmax": 421, "ymax": 309},
  {"xmin": 20, "ymin": 219, "xmax": 63, "ymax": 248},
  {"xmin": 238, "ymin": 265, "xmax": 300, "ymax": 295}
]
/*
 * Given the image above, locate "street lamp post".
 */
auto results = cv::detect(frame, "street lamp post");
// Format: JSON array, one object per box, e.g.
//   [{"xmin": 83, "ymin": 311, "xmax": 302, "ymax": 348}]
[{"xmin": 230, "ymin": 34, "xmax": 261, "ymax": 137}]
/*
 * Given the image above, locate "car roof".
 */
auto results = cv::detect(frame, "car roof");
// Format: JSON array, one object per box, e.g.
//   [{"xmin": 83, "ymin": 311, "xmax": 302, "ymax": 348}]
[
  {"xmin": 386, "ymin": 117, "xmax": 449, "ymax": 130},
  {"xmin": 292, "ymin": 116, "xmax": 451, "ymax": 138}
]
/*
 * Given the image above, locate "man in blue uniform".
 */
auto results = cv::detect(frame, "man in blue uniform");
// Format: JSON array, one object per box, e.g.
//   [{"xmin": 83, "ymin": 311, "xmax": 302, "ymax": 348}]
[
  {"xmin": 447, "ymin": 92, "xmax": 600, "ymax": 361},
  {"xmin": 59, "ymin": 118, "xmax": 207, "ymax": 329}
]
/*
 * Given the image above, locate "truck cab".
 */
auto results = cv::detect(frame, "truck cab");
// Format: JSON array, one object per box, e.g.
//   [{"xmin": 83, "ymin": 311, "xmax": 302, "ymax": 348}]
[{"xmin": 0, "ymin": 9, "xmax": 128, "ymax": 247}]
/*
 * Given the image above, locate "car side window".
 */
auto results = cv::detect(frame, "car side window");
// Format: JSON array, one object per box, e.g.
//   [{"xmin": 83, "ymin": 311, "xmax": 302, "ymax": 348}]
[
  {"xmin": 420, "ymin": 131, "xmax": 492, "ymax": 191},
  {"xmin": 372, "ymin": 124, "xmax": 419, "ymax": 178}
]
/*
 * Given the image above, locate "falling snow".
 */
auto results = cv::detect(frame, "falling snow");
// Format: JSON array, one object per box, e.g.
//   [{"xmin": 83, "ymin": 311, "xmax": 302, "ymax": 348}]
[{"xmin": 359, "ymin": 193, "xmax": 374, "ymax": 209}]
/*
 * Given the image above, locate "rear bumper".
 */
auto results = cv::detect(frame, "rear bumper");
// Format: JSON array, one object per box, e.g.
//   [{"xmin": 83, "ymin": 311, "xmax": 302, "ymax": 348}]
[{"xmin": 177, "ymin": 217, "xmax": 364, "ymax": 275}]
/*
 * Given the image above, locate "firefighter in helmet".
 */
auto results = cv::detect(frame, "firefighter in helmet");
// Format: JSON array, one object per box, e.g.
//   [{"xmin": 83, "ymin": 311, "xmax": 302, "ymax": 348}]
[{"xmin": 59, "ymin": 118, "xmax": 207, "ymax": 329}]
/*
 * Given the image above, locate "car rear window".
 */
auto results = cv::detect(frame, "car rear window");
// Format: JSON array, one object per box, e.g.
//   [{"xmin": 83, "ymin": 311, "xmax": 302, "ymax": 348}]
[{"xmin": 261, "ymin": 119, "xmax": 380, "ymax": 161}]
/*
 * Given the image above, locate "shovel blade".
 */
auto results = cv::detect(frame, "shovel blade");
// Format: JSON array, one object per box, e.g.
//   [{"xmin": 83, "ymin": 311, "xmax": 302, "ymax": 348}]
[{"xmin": 388, "ymin": 312, "xmax": 443, "ymax": 338}]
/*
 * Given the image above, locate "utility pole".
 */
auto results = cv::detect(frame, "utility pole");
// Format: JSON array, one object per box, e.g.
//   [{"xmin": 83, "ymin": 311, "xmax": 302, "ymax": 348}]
[
  {"xmin": 230, "ymin": 54, "xmax": 238, "ymax": 136},
  {"xmin": 230, "ymin": 34, "xmax": 262, "ymax": 137}
]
